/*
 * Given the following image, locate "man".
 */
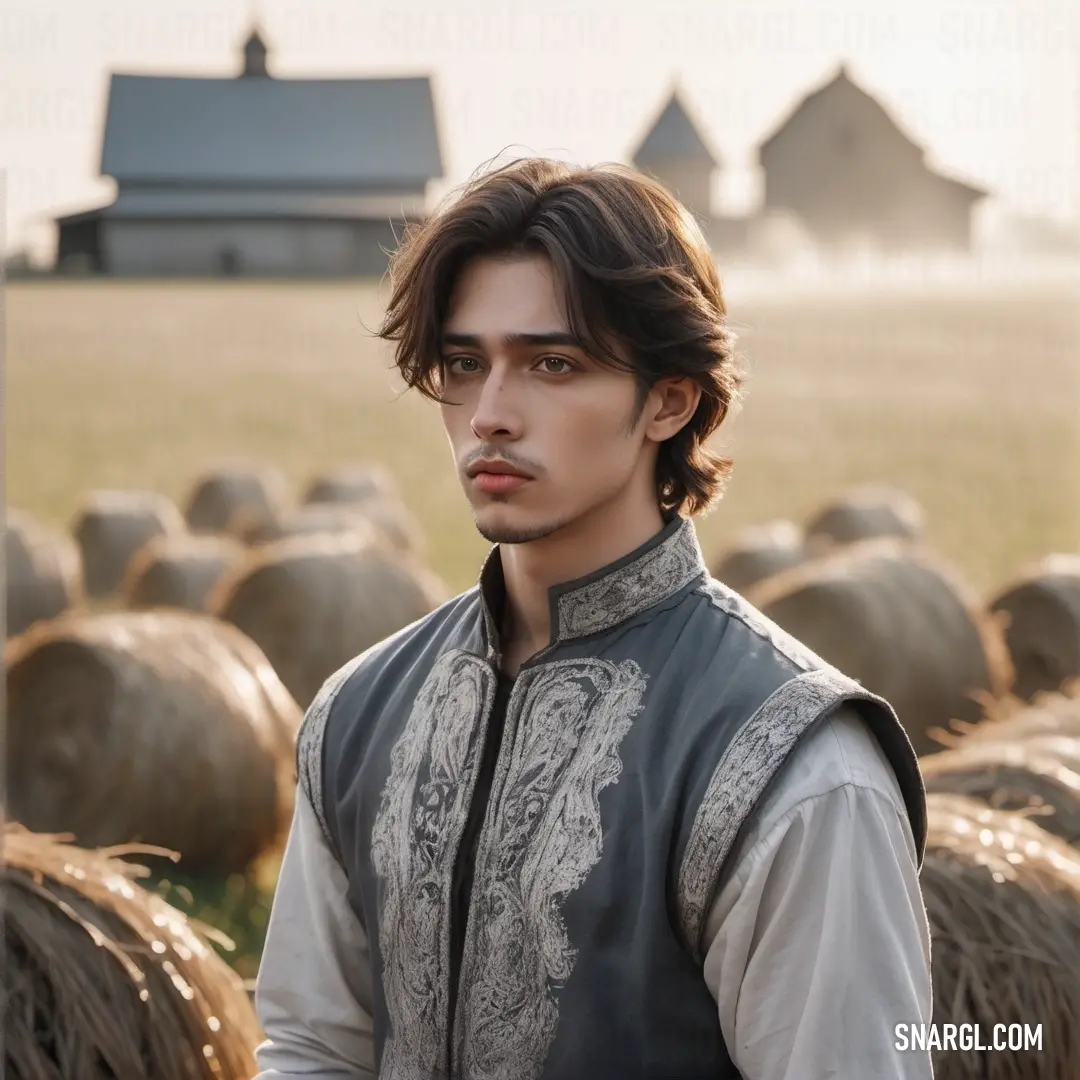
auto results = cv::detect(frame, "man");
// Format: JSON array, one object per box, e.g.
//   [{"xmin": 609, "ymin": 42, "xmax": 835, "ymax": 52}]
[{"xmin": 253, "ymin": 158, "xmax": 934, "ymax": 1079}]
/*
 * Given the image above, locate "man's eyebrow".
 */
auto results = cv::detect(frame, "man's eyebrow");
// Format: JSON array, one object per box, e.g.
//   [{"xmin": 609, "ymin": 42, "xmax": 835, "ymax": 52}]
[{"xmin": 440, "ymin": 332, "xmax": 583, "ymax": 349}]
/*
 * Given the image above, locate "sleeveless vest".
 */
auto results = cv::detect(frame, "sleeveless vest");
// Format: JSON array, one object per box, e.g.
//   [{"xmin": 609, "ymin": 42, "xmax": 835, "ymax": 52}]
[{"xmin": 297, "ymin": 515, "xmax": 926, "ymax": 1080}]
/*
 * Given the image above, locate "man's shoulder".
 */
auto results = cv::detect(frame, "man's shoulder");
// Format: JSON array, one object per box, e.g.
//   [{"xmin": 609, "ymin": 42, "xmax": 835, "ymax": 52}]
[
  {"xmin": 687, "ymin": 573, "xmax": 918, "ymax": 807},
  {"xmin": 677, "ymin": 574, "xmax": 834, "ymax": 685},
  {"xmin": 754, "ymin": 704, "xmax": 909, "ymax": 831}
]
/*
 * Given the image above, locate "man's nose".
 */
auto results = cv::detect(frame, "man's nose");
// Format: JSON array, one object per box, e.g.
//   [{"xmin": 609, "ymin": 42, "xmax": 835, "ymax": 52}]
[{"xmin": 469, "ymin": 367, "xmax": 523, "ymax": 440}]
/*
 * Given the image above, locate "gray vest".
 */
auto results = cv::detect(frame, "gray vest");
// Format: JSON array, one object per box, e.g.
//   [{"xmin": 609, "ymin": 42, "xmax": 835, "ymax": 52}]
[{"xmin": 298, "ymin": 515, "xmax": 926, "ymax": 1080}]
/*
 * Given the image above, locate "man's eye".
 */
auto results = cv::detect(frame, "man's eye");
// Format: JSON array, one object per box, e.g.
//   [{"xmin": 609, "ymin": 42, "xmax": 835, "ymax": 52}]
[
  {"xmin": 539, "ymin": 355, "xmax": 573, "ymax": 373},
  {"xmin": 445, "ymin": 356, "xmax": 480, "ymax": 373}
]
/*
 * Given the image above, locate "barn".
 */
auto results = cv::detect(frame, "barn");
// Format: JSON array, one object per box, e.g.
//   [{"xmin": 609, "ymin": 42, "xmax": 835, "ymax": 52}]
[
  {"xmin": 54, "ymin": 28, "xmax": 444, "ymax": 277},
  {"xmin": 629, "ymin": 84, "xmax": 749, "ymax": 256},
  {"xmin": 756, "ymin": 64, "xmax": 988, "ymax": 254}
]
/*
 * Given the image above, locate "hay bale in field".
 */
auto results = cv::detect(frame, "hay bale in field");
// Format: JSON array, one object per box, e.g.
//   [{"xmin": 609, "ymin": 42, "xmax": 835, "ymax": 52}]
[
  {"xmin": 350, "ymin": 497, "xmax": 425, "ymax": 556},
  {"xmin": 6, "ymin": 508, "xmax": 84, "ymax": 637},
  {"xmin": 709, "ymin": 519, "xmax": 808, "ymax": 593},
  {"xmin": 6, "ymin": 610, "xmax": 302, "ymax": 875},
  {"xmin": 231, "ymin": 498, "xmax": 425, "ymax": 557},
  {"xmin": 183, "ymin": 462, "xmax": 289, "ymax": 535},
  {"xmin": 746, "ymin": 539, "xmax": 1013, "ymax": 757},
  {"xmin": 72, "ymin": 490, "xmax": 186, "ymax": 599},
  {"xmin": 209, "ymin": 529, "xmax": 448, "ymax": 709},
  {"xmin": 922, "ymin": 793, "xmax": 1080, "ymax": 1078},
  {"xmin": 3, "ymin": 823, "xmax": 262, "ymax": 1080},
  {"xmin": 302, "ymin": 461, "xmax": 398, "ymax": 507},
  {"xmin": 921, "ymin": 737, "xmax": 1080, "ymax": 847},
  {"xmin": 122, "ymin": 533, "xmax": 247, "ymax": 612},
  {"xmin": 803, "ymin": 484, "xmax": 925, "ymax": 551},
  {"xmin": 988, "ymin": 554, "xmax": 1080, "ymax": 702}
]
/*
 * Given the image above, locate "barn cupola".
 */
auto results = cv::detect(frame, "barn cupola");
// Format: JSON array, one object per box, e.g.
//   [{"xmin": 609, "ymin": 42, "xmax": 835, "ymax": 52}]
[{"xmin": 241, "ymin": 25, "xmax": 270, "ymax": 77}]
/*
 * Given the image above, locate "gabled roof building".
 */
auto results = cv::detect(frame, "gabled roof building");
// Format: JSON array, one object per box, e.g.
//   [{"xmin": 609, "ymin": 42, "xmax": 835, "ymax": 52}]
[{"xmin": 55, "ymin": 26, "xmax": 444, "ymax": 276}]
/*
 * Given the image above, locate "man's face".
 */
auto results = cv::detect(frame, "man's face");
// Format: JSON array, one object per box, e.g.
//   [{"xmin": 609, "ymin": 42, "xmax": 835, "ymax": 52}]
[{"xmin": 439, "ymin": 253, "xmax": 654, "ymax": 545}]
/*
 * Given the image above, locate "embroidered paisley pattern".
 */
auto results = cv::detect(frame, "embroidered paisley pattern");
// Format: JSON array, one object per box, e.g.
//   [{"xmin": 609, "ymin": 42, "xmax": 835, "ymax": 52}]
[
  {"xmin": 555, "ymin": 518, "xmax": 705, "ymax": 640},
  {"xmin": 454, "ymin": 658, "xmax": 648, "ymax": 1080},
  {"xmin": 370, "ymin": 649, "xmax": 496, "ymax": 1080},
  {"xmin": 676, "ymin": 666, "xmax": 882, "ymax": 961}
]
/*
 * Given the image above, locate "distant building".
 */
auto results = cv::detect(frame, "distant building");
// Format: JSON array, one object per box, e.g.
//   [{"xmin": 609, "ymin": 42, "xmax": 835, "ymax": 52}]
[
  {"xmin": 55, "ymin": 26, "xmax": 444, "ymax": 276},
  {"xmin": 756, "ymin": 64, "xmax": 988, "ymax": 254},
  {"xmin": 630, "ymin": 85, "xmax": 719, "ymax": 220},
  {"xmin": 629, "ymin": 84, "xmax": 748, "ymax": 254}
]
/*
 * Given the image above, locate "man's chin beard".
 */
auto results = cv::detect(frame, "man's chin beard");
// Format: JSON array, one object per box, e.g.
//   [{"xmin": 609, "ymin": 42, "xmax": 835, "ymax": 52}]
[{"xmin": 474, "ymin": 513, "xmax": 567, "ymax": 546}]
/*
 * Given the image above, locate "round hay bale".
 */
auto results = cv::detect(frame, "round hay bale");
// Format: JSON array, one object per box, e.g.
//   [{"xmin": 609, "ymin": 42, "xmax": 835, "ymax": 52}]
[
  {"xmin": 302, "ymin": 461, "xmax": 398, "ymax": 506},
  {"xmin": 921, "ymin": 737, "xmax": 1080, "ymax": 847},
  {"xmin": 121, "ymin": 533, "xmax": 247, "ymax": 613},
  {"xmin": 348, "ymin": 497, "xmax": 425, "ymax": 556},
  {"xmin": 231, "ymin": 499, "xmax": 424, "ymax": 557},
  {"xmin": 746, "ymin": 539, "xmax": 1014, "ymax": 757},
  {"xmin": 988, "ymin": 554, "xmax": 1080, "ymax": 702},
  {"xmin": 3, "ymin": 823, "xmax": 262, "ymax": 1080},
  {"xmin": 229, "ymin": 502, "xmax": 375, "ymax": 546},
  {"xmin": 6, "ymin": 508, "xmax": 84, "ymax": 637},
  {"xmin": 804, "ymin": 484, "xmax": 925, "ymax": 552},
  {"xmin": 709, "ymin": 519, "xmax": 808, "ymax": 593},
  {"xmin": 6, "ymin": 610, "xmax": 302, "ymax": 875},
  {"xmin": 72, "ymin": 490, "xmax": 186, "ymax": 599},
  {"xmin": 209, "ymin": 529, "xmax": 448, "ymax": 709},
  {"xmin": 921, "ymin": 793, "xmax": 1080, "ymax": 1078},
  {"xmin": 183, "ymin": 462, "xmax": 289, "ymax": 535}
]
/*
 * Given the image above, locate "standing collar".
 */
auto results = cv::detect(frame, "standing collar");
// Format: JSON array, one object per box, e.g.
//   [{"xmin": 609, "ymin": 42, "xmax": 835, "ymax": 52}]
[{"xmin": 477, "ymin": 514, "xmax": 707, "ymax": 655}]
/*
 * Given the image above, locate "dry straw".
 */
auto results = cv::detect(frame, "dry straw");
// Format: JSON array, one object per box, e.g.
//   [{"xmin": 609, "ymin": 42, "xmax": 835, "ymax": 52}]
[
  {"xmin": 709, "ymin": 518, "xmax": 808, "ymax": 593},
  {"xmin": 72, "ymin": 490, "xmax": 187, "ymax": 599},
  {"xmin": 183, "ymin": 462, "xmax": 289, "ymax": 535},
  {"xmin": 209, "ymin": 527, "xmax": 448, "ymax": 709},
  {"xmin": 122, "ymin": 533, "xmax": 247, "ymax": 612},
  {"xmin": 803, "ymin": 483, "xmax": 926, "ymax": 553},
  {"xmin": 988, "ymin": 554, "xmax": 1080, "ymax": 703},
  {"xmin": 922, "ymin": 793, "xmax": 1080, "ymax": 1079},
  {"xmin": 746, "ymin": 538, "xmax": 1014, "ymax": 757},
  {"xmin": 921, "ymin": 737, "xmax": 1080, "ymax": 847},
  {"xmin": 6, "ymin": 507, "xmax": 85, "ymax": 637},
  {"xmin": 6, "ymin": 610, "xmax": 302, "ymax": 875},
  {"xmin": 3, "ymin": 823, "xmax": 263, "ymax": 1080},
  {"xmin": 948, "ymin": 679, "xmax": 1080, "ymax": 744}
]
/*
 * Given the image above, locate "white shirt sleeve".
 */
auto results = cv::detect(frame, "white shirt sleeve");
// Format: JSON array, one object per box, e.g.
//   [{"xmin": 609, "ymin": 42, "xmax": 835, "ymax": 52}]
[
  {"xmin": 252, "ymin": 788, "xmax": 377, "ymax": 1079},
  {"xmin": 701, "ymin": 705, "xmax": 934, "ymax": 1080}
]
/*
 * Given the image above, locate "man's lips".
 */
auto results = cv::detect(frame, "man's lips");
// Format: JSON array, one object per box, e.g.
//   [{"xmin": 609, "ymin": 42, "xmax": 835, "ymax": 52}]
[
  {"xmin": 466, "ymin": 459, "xmax": 532, "ymax": 479},
  {"xmin": 472, "ymin": 471, "xmax": 530, "ymax": 494}
]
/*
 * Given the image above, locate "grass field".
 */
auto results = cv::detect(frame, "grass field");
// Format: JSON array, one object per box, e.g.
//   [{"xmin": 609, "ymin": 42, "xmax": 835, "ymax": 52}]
[
  {"xmin": 6, "ymin": 273, "xmax": 1078, "ymax": 976},
  {"xmin": 7, "ymin": 276, "xmax": 1080, "ymax": 597}
]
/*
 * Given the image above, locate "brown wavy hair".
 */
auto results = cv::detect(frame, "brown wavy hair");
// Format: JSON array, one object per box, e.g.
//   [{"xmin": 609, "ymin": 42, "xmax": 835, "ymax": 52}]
[{"xmin": 376, "ymin": 156, "xmax": 744, "ymax": 517}]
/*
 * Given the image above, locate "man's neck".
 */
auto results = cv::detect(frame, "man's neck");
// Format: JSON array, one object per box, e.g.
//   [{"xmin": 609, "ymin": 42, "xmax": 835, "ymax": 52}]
[{"xmin": 498, "ymin": 498, "xmax": 668, "ymax": 667}]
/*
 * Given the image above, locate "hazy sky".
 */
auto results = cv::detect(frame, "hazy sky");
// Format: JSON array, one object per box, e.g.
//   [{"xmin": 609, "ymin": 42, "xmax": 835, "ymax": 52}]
[{"xmin": 2, "ymin": 0, "xmax": 1078, "ymax": 258}]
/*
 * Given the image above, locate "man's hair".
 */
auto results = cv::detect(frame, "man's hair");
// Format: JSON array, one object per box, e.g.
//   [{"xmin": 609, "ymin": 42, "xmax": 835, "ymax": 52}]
[{"xmin": 376, "ymin": 156, "xmax": 744, "ymax": 517}]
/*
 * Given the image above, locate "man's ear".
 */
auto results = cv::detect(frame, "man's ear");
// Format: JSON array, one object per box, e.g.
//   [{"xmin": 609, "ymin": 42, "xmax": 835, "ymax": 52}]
[{"xmin": 643, "ymin": 377, "xmax": 702, "ymax": 442}]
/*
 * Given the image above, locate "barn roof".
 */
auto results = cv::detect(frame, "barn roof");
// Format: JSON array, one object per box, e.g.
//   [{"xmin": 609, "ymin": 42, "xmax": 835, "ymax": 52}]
[
  {"xmin": 631, "ymin": 88, "xmax": 721, "ymax": 168},
  {"xmin": 758, "ymin": 63, "xmax": 924, "ymax": 158},
  {"xmin": 757, "ymin": 64, "xmax": 990, "ymax": 196},
  {"xmin": 924, "ymin": 171, "xmax": 990, "ymax": 202},
  {"xmin": 99, "ymin": 72, "xmax": 444, "ymax": 186}
]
